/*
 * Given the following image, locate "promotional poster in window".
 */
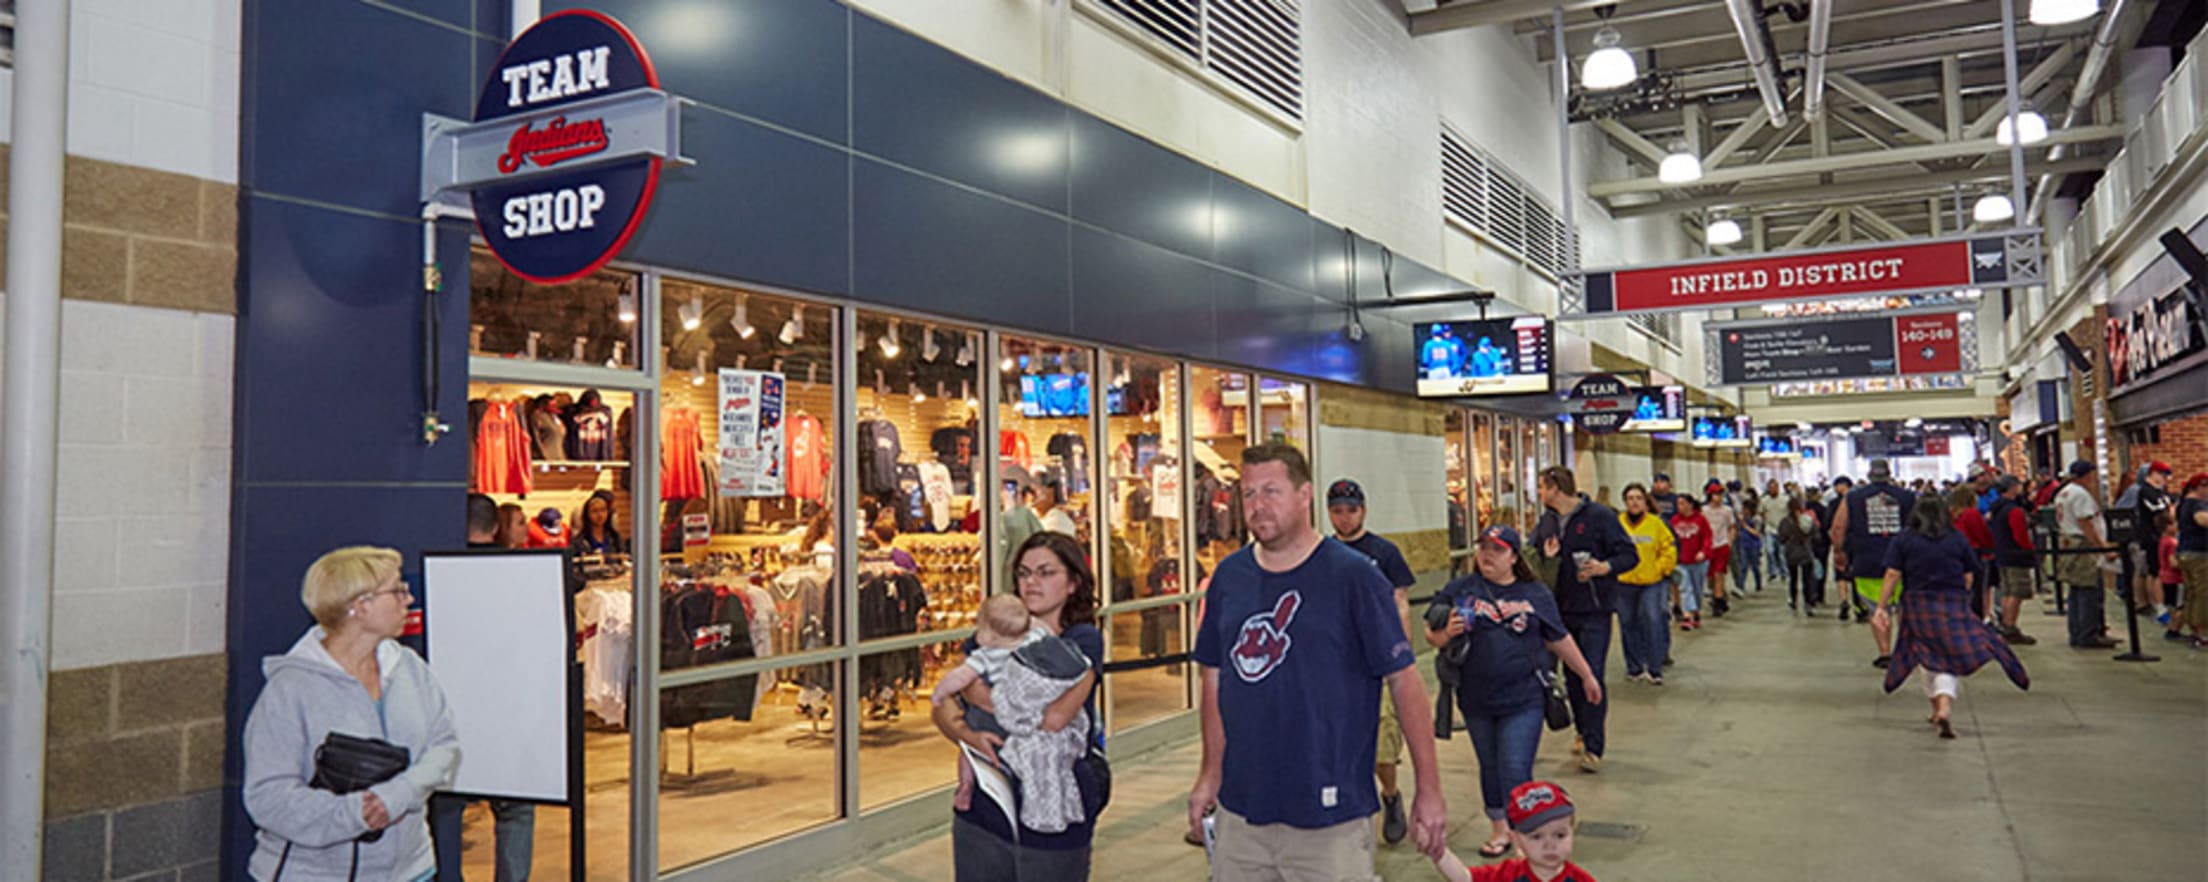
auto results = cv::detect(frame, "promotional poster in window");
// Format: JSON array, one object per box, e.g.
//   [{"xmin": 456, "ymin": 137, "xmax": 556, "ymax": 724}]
[{"xmin": 1415, "ymin": 317, "xmax": 1554, "ymax": 397}]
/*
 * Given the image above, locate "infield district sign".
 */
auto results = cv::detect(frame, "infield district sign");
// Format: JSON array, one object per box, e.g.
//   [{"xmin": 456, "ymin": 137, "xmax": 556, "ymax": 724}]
[{"xmin": 1572, "ymin": 232, "xmax": 2036, "ymax": 317}]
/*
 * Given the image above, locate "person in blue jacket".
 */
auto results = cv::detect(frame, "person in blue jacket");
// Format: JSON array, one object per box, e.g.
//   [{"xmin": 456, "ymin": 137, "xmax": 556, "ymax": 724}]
[
  {"xmin": 1469, "ymin": 337, "xmax": 1506, "ymax": 378},
  {"xmin": 1422, "ymin": 325, "xmax": 1466, "ymax": 379}
]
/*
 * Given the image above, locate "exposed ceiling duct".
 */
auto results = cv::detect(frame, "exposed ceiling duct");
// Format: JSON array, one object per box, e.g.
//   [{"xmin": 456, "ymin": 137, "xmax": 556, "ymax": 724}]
[
  {"xmin": 1723, "ymin": 0, "xmax": 1792, "ymax": 126},
  {"xmin": 1803, "ymin": 0, "xmax": 1834, "ymax": 120},
  {"xmin": 2031, "ymin": 0, "xmax": 2131, "ymax": 220}
]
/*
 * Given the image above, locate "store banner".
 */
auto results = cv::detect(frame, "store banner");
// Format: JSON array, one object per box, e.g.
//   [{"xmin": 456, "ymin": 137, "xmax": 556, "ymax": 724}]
[
  {"xmin": 1575, "ymin": 232, "xmax": 2033, "ymax": 316},
  {"xmin": 718, "ymin": 369, "xmax": 787, "ymax": 497},
  {"xmin": 440, "ymin": 10, "xmax": 681, "ymax": 284},
  {"xmin": 1712, "ymin": 311, "xmax": 1968, "ymax": 386},
  {"xmin": 2106, "ymin": 285, "xmax": 2203, "ymax": 391}
]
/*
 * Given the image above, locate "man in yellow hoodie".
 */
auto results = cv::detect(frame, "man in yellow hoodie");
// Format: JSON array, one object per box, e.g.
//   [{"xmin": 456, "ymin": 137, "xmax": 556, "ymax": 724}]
[{"xmin": 1616, "ymin": 483, "xmax": 1679, "ymax": 685}]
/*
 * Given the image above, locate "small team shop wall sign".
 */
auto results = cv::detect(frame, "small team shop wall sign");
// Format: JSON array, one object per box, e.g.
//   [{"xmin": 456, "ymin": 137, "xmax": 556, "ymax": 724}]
[{"xmin": 421, "ymin": 10, "xmax": 689, "ymax": 283}]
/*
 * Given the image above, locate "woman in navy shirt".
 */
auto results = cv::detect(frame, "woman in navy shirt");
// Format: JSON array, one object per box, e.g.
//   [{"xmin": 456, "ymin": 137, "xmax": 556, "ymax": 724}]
[
  {"xmin": 1871, "ymin": 496, "xmax": 2029, "ymax": 739},
  {"xmin": 1427, "ymin": 526, "xmax": 1601, "ymax": 860},
  {"xmin": 932, "ymin": 531, "xmax": 1104, "ymax": 881}
]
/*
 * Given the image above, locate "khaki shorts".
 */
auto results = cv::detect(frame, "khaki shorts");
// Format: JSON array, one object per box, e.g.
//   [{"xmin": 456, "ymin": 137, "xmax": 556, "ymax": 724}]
[
  {"xmin": 1214, "ymin": 809, "xmax": 1377, "ymax": 882},
  {"xmin": 1376, "ymin": 683, "xmax": 1403, "ymax": 766},
  {"xmin": 2181, "ymin": 554, "xmax": 2208, "ymax": 632},
  {"xmin": 2057, "ymin": 535, "xmax": 2103, "ymax": 587},
  {"xmin": 2000, "ymin": 566, "xmax": 2036, "ymax": 599}
]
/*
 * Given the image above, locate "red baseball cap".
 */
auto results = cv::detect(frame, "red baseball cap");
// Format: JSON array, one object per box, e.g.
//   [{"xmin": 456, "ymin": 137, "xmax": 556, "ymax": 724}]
[
  {"xmin": 2185, "ymin": 474, "xmax": 2208, "ymax": 495},
  {"xmin": 1506, "ymin": 780, "xmax": 1575, "ymax": 832},
  {"xmin": 2148, "ymin": 461, "xmax": 2174, "ymax": 475}
]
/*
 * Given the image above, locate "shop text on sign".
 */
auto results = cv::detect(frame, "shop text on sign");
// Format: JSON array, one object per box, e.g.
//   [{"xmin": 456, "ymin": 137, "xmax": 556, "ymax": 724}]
[{"xmin": 1576, "ymin": 233, "xmax": 2030, "ymax": 316}]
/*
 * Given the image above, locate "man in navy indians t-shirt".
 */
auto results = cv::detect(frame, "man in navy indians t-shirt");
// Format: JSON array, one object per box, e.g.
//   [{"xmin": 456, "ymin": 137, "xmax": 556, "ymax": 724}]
[{"xmin": 1191, "ymin": 445, "xmax": 1448, "ymax": 879}]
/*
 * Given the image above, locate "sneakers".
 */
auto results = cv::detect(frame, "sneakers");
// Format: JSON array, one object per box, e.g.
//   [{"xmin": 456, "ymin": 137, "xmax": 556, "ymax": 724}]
[
  {"xmin": 1578, "ymin": 753, "xmax": 1602, "ymax": 774},
  {"xmin": 1380, "ymin": 792, "xmax": 1407, "ymax": 845},
  {"xmin": 1649, "ymin": 672, "xmax": 1664, "ymax": 685},
  {"xmin": 2002, "ymin": 628, "xmax": 2038, "ymax": 646},
  {"xmin": 1571, "ymin": 737, "xmax": 1584, "ymax": 756},
  {"xmin": 2166, "ymin": 630, "xmax": 2192, "ymax": 643},
  {"xmin": 1871, "ymin": 655, "xmax": 1892, "ymax": 669}
]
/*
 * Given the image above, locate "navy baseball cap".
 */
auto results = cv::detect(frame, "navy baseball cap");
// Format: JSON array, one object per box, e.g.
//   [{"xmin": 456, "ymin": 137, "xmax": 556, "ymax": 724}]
[
  {"xmin": 2068, "ymin": 459, "xmax": 2096, "ymax": 478},
  {"xmin": 1480, "ymin": 525, "xmax": 1523, "ymax": 555},
  {"xmin": 1653, "ymin": 472, "xmax": 1671, "ymax": 482},
  {"xmin": 1327, "ymin": 479, "xmax": 1366, "ymax": 507}
]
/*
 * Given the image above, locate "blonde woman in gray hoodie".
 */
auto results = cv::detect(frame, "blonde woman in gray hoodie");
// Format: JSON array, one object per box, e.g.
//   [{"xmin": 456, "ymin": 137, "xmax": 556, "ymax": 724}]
[{"xmin": 244, "ymin": 546, "xmax": 460, "ymax": 881}]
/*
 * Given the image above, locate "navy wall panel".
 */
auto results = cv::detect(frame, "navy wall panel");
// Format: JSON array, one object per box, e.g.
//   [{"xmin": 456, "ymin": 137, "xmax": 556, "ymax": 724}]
[
  {"xmin": 1211, "ymin": 177, "xmax": 1315, "ymax": 293},
  {"xmin": 378, "ymin": 0, "xmax": 504, "ymax": 34},
  {"xmin": 1069, "ymin": 228, "xmax": 1217, "ymax": 360},
  {"xmin": 852, "ymin": 15, "xmax": 1070, "ymax": 213},
  {"xmin": 625, "ymin": 106, "xmax": 852, "ymax": 297},
  {"xmin": 1068, "ymin": 114, "xmax": 1216, "ymax": 262},
  {"xmin": 550, "ymin": 0, "xmax": 850, "ymax": 144},
  {"xmin": 852, "ymin": 157, "xmax": 1071, "ymax": 334}
]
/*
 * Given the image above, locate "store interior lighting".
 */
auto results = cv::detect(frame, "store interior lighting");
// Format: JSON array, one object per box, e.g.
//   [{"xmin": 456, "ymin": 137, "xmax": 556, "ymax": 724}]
[
  {"xmin": 2028, "ymin": 0, "xmax": 2098, "ymax": 25},
  {"xmin": 911, "ymin": 381, "xmax": 926, "ymax": 403},
  {"xmin": 1000, "ymin": 355, "xmax": 1017, "ymax": 373},
  {"xmin": 922, "ymin": 325, "xmax": 942, "ymax": 362},
  {"xmin": 679, "ymin": 295, "xmax": 703, "ymax": 331},
  {"xmin": 1905, "ymin": 416, "xmax": 1924, "ymax": 428},
  {"xmin": 1996, "ymin": 106, "xmax": 2050, "ymax": 146},
  {"xmin": 1705, "ymin": 216, "xmax": 1743, "ymax": 245},
  {"xmin": 1973, "ymin": 192, "xmax": 2016, "ymax": 223},
  {"xmin": 1581, "ymin": 26, "xmax": 1637, "ymax": 90},
  {"xmin": 778, "ymin": 306, "xmax": 805, "ymax": 344},
  {"xmin": 1659, "ymin": 141, "xmax": 1703, "ymax": 184},
  {"xmin": 731, "ymin": 296, "xmax": 755, "ymax": 339},
  {"xmin": 616, "ymin": 286, "xmax": 638, "ymax": 324},
  {"xmin": 879, "ymin": 320, "xmax": 902, "ymax": 358},
  {"xmin": 691, "ymin": 351, "xmax": 708, "ymax": 386},
  {"xmin": 956, "ymin": 333, "xmax": 975, "ymax": 367}
]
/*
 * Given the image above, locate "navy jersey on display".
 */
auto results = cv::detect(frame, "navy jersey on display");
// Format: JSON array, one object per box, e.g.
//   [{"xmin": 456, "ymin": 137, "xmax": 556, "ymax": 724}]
[
  {"xmin": 1845, "ymin": 482, "xmax": 1917, "ymax": 578},
  {"xmin": 1343, "ymin": 532, "xmax": 1417, "ymax": 589},
  {"xmin": 1191, "ymin": 539, "xmax": 1415, "ymax": 829}
]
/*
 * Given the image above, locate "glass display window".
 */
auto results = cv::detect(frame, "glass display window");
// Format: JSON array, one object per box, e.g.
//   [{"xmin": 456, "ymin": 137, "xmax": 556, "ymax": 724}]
[
  {"xmin": 471, "ymin": 251, "xmax": 642, "ymax": 369},
  {"xmin": 1257, "ymin": 375, "xmax": 1309, "ymax": 449},
  {"xmin": 1469, "ymin": 412, "xmax": 1496, "ymax": 538},
  {"xmin": 1188, "ymin": 365, "xmax": 1250, "ymax": 583},
  {"xmin": 1105, "ymin": 603, "xmax": 1189, "ymax": 733},
  {"xmin": 1494, "ymin": 418, "xmax": 1521, "ymax": 533},
  {"xmin": 1101, "ymin": 352, "xmax": 1192, "ymax": 732},
  {"xmin": 654, "ymin": 660, "xmax": 842, "ymax": 872},
  {"xmin": 994, "ymin": 336, "xmax": 1097, "ymax": 591},
  {"xmin": 854, "ymin": 312, "xmax": 985, "ymax": 638},
  {"xmin": 1520, "ymin": 419, "xmax": 1544, "ymax": 532},
  {"xmin": 1445, "ymin": 409, "xmax": 1470, "ymax": 554},
  {"xmin": 857, "ymin": 637, "xmax": 968, "ymax": 811}
]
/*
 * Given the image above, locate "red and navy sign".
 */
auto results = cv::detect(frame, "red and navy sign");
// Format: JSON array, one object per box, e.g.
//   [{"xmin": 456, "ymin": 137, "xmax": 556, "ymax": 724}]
[
  {"xmin": 1579, "ymin": 235, "xmax": 2019, "ymax": 316},
  {"xmin": 1567, "ymin": 373, "xmax": 1634, "ymax": 435},
  {"xmin": 471, "ymin": 11, "xmax": 660, "ymax": 284}
]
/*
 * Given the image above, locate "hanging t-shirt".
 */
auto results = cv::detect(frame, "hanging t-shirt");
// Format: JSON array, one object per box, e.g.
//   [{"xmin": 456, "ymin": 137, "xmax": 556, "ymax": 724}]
[
  {"xmin": 1151, "ymin": 456, "xmax": 1182, "ymax": 517},
  {"xmin": 895, "ymin": 463, "xmax": 928, "ymax": 533},
  {"xmin": 471, "ymin": 399, "xmax": 532, "ymax": 494},
  {"xmin": 859, "ymin": 419, "xmax": 904, "ymax": 495},
  {"xmin": 1000, "ymin": 430, "xmax": 1032, "ymax": 470},
  {"xmin": 568, "ymin": 395, "xmax": 616, "ymax": 461},
  {"xmin": 1046, "ymin": 432, "xmax": 1090, "ymax": 495},
  {"xmin": 917, "ymin": 461, "xmax": 954, "ymax": 533},
  {"xmin": 1190, "ymin": 538, "xmax": 1414, "ymax": 829},
  {"xmin": 661, "ymin": 407, "xmax": 705, "ymax": 500},
  {"xmin": 786, "ymin": 413, "xmax": 828, "ymax": 503}
]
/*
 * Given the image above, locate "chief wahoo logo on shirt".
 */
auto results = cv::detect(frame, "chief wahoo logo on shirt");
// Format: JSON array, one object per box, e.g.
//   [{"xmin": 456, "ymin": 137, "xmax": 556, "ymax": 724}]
[{"xmin": 1229, "ymin": 591, "xmax": 1302, "ymax": 683}]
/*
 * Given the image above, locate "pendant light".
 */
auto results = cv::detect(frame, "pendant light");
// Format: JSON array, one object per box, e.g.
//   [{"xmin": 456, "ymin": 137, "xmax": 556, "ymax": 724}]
[
  {"xmin": 1581, "ymin": 26, "xmax": 1637, "ymax": 91},
  {"xmin": 1659, "ymin": 140, "xmax": 1703, "ymax": 184},
  {"xmin": 1972, "ymin": 192, "xmax": 2015, "ymax": 224},
  {"xmin": 1995, "ymin": 105, "xmax": 2049, "ymax": 146},
  {"xmin": 1705, "ymin": 216, "xmax": 1743, "ymax": 246},
  {"xmin": 2028, "ymin": 0, "xmax": 2097, "ymax": 26}
]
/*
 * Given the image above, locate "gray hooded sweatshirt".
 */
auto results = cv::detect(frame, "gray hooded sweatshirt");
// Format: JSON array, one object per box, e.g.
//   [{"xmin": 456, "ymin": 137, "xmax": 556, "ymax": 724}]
[{"xmin": 243, "ymin": 628, "xmax": 461, "ymax": 881}]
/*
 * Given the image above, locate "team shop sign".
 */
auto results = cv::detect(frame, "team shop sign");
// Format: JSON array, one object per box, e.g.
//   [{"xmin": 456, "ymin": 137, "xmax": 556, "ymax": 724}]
[
  {"xmin": 421, "ymin": 11, "xmax": 686, "ymax": 284},
  {"xmin": 1575, "ymin": 234, "xmax": 2033, "ymax": 316}
]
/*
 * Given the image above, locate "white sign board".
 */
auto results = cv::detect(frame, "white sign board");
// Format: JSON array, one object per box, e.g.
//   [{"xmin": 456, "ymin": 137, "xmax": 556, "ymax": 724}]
[
  {"xmin": 717, "ymin": 369, "xmax": 787, "ymax": 497},
  {"xmin": 424, "ymin": 550, "xmax": 574, "ymax": 803}
]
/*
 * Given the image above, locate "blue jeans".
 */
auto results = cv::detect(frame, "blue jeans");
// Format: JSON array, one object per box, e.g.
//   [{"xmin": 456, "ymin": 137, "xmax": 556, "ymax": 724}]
[
  {"xmin": 1615, "ymin": 581, "xmax": 1669, "ymax": 676},
  {"xmin": 1677, "ymin": 562, "xmax": 1709, "ymax": 614},
  {"xmin": 431, "ymin": 797, "xmax": 535, "ymax": 882},
  {"xmin": 1460, "ymin": 704, "xmax": 1545, "ymax": 820},
  {"xmin": 2067, "ymin": 584, "xmax": 2108, "ymax": 646},
  {"xmin": 1562, "ymin": 614, "xmax": 1610, "ymax": 757}
]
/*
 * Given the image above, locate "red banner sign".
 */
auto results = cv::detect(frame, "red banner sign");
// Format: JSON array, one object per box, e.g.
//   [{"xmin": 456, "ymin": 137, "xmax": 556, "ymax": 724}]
[
  {"xmin": 1894, "ymin": 312, "xmax": 1963, "ymax": 375},
  {"xmin": 1580, "ymin": 234, "xmax": 2022, "ymax": 315}
]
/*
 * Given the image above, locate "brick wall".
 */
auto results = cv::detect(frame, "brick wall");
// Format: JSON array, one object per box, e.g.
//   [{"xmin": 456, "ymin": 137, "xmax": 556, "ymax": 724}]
[
  {"xmin": 43, "ymin": 656, "xmax": 226, "ymax": 882},
  {"xmin": 2124, "ymin": 410, "xmax": 2208, "ymax": 483}
]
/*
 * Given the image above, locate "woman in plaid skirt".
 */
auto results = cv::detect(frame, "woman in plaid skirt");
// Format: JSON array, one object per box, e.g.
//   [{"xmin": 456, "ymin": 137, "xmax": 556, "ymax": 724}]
[{"xmin": 1870, "ymin": 495, "xmax": 2030, "ymax": 739}]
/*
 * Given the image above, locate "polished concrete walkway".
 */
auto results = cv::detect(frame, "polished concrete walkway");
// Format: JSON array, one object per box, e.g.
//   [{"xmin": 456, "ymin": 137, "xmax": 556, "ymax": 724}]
[{"xmin": 809, "ymin": 587, "xmax": 2208, "ymax": 881}]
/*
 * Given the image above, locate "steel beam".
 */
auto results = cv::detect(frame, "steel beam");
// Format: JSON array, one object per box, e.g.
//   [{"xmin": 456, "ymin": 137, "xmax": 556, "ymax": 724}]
[
  {"xmin": 1961, "ymin": 38, "xmax": 2081, "ymax": 139},
  {"xmin": 1852, "ymin": 206, "xmax": 1913, "ymax": 241},
  {"xmin": 1604, "ymin": 154, "xmax": 2108, "ymax": 216},
  {"xmin": 1595, "ymin": 116, "xmax": 1673, "ymax": 165},
  {"xmin": 1411, "ymin": 0, "xmax": 1639, "ymax": 35},
  {"xmin": 1587, "ymin": 124, "xmax": 2121, "ymax": 196},
  {"xmin": 1783, "ymin": 208, "xmax": 1841, "ymax": 249},
  {"xmin": 1827, "ymin": 71, "xmax": 1951, "ymax": 142}
]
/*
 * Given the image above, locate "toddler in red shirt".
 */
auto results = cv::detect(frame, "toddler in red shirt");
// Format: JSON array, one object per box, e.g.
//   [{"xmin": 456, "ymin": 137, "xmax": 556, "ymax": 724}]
[{"xmin": 1434, "ymin": 780, "xmax": 1597, "ymax": 882}]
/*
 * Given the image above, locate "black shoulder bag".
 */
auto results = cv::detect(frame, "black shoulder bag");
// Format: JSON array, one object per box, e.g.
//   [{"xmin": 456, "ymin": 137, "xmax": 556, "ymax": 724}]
[{"xmin": 271, "ymin": 732, "xmax": 411, "ymax": 882}]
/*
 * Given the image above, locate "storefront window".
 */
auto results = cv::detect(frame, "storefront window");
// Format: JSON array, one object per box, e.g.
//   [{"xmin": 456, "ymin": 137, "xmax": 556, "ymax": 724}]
[
  {"xmin": 857, "ymin": 638, "xmax": 969, "ymax": 810},
  {"xmin": 1469, "ymin": 412, "xmax": 1496, "ymax": 539},
  {"xmin": 1520, "ymin": 420, "xmax": 1544, "ymax": 532},
  {"xmin": 995, "ymin": 336, "xmax": 1097, "ymax": 590},
  {"xmin": 1445, "ymin": 410, "xmax": 1470, "ymax": 554},
  {"xmin": 471, "ymin": 251, "xmax": 641, "ymax": 369},
  {"xmin": 1257, "ymin": 375, "xmax": 1309, "ymax": 449},
  {"xmin": 1189, "ymin": 365, "xmax": 1250, "ymax": 583},
  {"xmin": 655, "ymin": 280, "xmax": 844, "ymax": 867},
  {"xmin": 1102, "ymin": 352, "xmax": 1190, "ymax": 732},
  {"xmin": 1494, "ymin": 418, "xmax": 1521, "ymax": 532},
  {"xmin": 854, "ymin": 312, "xmax": 985, "ymax": 638}
]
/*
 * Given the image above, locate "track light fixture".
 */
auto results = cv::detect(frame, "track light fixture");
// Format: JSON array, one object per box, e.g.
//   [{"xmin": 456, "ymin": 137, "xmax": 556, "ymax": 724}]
[
  {"xmin": 731, "ymin": 296, "xmax": 755, "ymax": 339},
  {"xmin": 922, "ymin": 325, "xmax": 942, "ymax": 362},
  {"xmin": 779, "ymin": 306, "xmax": 805, "ymax": 344},
  {"xmin": 880, "ymin": 319, "xmax": 902, "ymax": 358},
  {"xmin": 679, "ymin": 295, "xmax": 703, "ymax": 331},
  {"xmin": 1581, "ymin": 25, "xmax": 1637, "ymax": 91}
]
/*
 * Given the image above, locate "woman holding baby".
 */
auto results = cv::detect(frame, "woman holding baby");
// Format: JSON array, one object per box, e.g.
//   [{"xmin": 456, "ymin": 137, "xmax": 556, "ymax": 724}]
[{"xmin": 932, "ymin": 531, "xmax": 1106, "ymax": 881}]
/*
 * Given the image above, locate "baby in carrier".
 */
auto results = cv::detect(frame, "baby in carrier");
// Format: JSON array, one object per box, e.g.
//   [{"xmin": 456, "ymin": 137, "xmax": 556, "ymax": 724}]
[{"xmin": 931, "ymin": 595, "xmax": 1094, "ymax": 832}]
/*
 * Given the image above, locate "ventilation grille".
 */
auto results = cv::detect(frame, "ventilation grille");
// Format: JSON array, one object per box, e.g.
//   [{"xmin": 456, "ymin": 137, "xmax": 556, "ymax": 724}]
[
  {"xmin": 1441, "ymin": 123, "xmax": 1576, "ymax": 282},
  {"xmin": 1093, "ymin": 0, "xmax": 1303, "ymax": 122},
  {"xmin": 1, "ymin": 2, "xmax": 15, "ymax": 70}
]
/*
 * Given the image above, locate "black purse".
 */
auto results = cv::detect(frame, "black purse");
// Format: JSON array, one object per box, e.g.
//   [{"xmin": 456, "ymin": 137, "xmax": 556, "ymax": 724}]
[{"xmin": 272, "ymin": 732, "xmax": 411, "ymax": 882}]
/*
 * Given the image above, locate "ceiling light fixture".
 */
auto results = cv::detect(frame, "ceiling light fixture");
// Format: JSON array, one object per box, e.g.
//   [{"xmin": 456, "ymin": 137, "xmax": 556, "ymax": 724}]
[
  {"xmin": 731, "ymin": 296, "xmax": 755, "ymax": 339},
  {"xmin": 778, "ymin": 306, "xmax": 805, "ymax": 344},
  {"xmin": 1996, "ymin": 105, "xmax": 2050, "ymax": 146},
  {"xmin": 1972, "ymin": 192, "xmax": 2015, "ymax": 224},
  {"xmin": 1905, "ymin": 417, "xmax": 1924, "ymax": 428},
  {"xmin": 879, "ymin": 320, "xmax": 902, "ymax": 358},
  {"xmin": 679, "ymin": 295, "xmax": 703, "ymax": 331},
  {"xmin": 956, "ymin": 333, "xmax": 976, "ymax": 367},
  {"xmin": 922, "ymin": 325, "xmax": 942, "ymax": 362},
  {"xmin": 1706, "ymin": 216, "xmax": 1743, "ymax": 246},
  {"xmin": 1581, "ymin": 26, "xmax": 1637, "ymax": 91},
  {"xmin": 691, "ymin": 351, "xmax": 709, "ymax": 386},
  {"xmin": 912, "ymin": 382, "xmax": 926, "ymax": 403},
  {"xmin": 1659, "ymin": 140, "xmax": 1703, "ymax": 184},
  {"xmin": 616, "ymin": 286, "xmax": 638, "ymax": 324},
  {"xmin": 2028, "ymin": 0, "xmax": 2098, "ymax": 26}
]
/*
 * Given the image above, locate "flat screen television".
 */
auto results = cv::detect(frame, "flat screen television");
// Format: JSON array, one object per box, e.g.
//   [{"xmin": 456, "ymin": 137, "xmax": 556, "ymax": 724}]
[
  {"xmin": 1414, "ymin": 317, "xmax": 1554, "ymax": 397},
  {"xmin": 1622, "ymin": 385, "xmax": 1686, "ymax": 432},
  {"xmin": 1018, "ymin": 373, "xmax": 1090, "ymax": 417},
  {"xmin": 1691, "ymin": 414, "xmax": 1754, "ymax": 448}
]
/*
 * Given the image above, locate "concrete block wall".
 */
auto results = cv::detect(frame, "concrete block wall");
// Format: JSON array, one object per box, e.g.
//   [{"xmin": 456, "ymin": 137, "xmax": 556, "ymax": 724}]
[
  {"xmin": 1316, "ymin": 385, "xmax": 1452, "ymax": 574},
  {"xmin": 0, "ymin": 2, "xmax": 241, "ymax": 878}
]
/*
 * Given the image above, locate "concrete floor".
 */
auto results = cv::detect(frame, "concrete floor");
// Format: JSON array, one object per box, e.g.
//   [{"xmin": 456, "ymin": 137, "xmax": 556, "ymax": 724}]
[{"xmin": 805, "ymin": 587, "xmax": 2208, "ymax": 882}]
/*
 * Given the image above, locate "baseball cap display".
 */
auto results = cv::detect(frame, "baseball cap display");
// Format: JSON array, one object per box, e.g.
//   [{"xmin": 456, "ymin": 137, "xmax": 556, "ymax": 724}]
[
  {"xmin": 1506, "ymin": 780, "xmax": 1575, "ymax": 832},
  {"xmin": 1327, "ymin": 479, "xmax": 1366, "ymax": 507}
]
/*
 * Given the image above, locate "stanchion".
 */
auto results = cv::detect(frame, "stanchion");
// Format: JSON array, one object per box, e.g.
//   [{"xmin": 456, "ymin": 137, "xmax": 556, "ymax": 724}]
[{"xmin": 2113, "ymin": 547, "xmax": 2160, "ymax": 663}]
